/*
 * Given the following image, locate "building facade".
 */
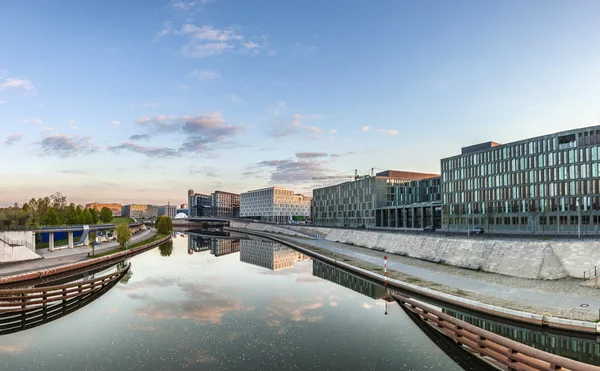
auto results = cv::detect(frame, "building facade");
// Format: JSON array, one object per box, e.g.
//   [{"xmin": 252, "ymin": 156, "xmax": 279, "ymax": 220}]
[
  {"xmin": 239, "ymin": 240, "xmax": 309, "ymax": 271},
  {"xmin": 158, "ymin": 205, "xmax": 177, "ymax": 218},
  {"xmin": 211, "ymin": 191, "xmax": 240, "ymax": 218},
  {"xmin": 313, "ymin": 171, "xmax": 439, "ymax": 228},
  {"xmin": 121, "ymin": 204, "xmax": 158, "ymax": 218},
  {"xmin": 441, "ymin": 126, "xmax": 600, "ymax": 233},
  {"xmin": 188, "ymin": 190, "xmax": 212, "ymax": 217},
  {"xmin": 211, "ymin": 239, "xmax": 240, "ymax": 257},
  {"xmin": 240, "ymin": 186, "xmax": 311, "ymax": 223},
  {"xmin": 85, "ymin": 203, "xmax": 122, "ymax": 217}
]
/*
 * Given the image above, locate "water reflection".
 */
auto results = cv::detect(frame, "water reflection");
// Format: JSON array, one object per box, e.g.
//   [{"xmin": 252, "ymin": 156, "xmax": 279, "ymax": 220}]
[
  {"xmin": 240, "ymin": 239, "xmax": 310, "ymax": 271},
  {"xmin": 313, "ymin": 260, "xmax": 387, "ymax": 300},
  {"xmin": 211, "ymin": 239, "xmax": 240, "ymax": 257}
]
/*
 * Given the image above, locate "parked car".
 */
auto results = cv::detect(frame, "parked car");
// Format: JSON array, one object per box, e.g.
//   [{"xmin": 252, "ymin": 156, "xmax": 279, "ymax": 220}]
[
  {"xmin": 468, "ymin": 227, "xmax": 485, "ymax": 234},
  {"xmin": 423, "ymin": 225, "xmax": 436, "ymax": 232}
]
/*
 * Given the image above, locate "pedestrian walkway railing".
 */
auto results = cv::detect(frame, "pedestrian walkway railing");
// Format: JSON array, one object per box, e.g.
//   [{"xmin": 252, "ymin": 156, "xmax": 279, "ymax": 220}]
[
  {"xmin": 0, "ymin": 232, "xmax": 35, "ymax": 252},
  {"xmin": 393, "ymin": 293, "xmax": 600, "ymax": 371},
  {"xmin": 0, "ymin": 264, "xmax": 130, "ymax": 313},
  {"xmin": 583, "ymin": 266, "xmax": 598, "ymax": 281}
]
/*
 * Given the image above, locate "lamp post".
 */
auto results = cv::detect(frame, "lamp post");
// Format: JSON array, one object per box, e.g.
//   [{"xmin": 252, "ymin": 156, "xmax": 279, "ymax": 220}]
[{"xmin": 577, "ymin": 197, "xmax": 581, "ymax": 239}]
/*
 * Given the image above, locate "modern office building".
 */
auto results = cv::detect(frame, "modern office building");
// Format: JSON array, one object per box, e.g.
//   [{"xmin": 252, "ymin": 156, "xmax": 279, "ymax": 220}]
[
  {"xmin": 240, "ymin": 186, "xmax": 312, "ymax": 223},
  {"xmin": 121, "ymin": 204, "xmax": 147, "ymax": 218},
  {"xmin": 312, "ymin": 170, "xmax": 439, "ymax": 228},
  {"xmin": 441, "ymin": 125, "xmax": 600, "ymax": 233},
  {"xmin": 239, "ymin": 240, "xmax": 309, "ymax": 270},
  {"xmin": 188, "ymin": 190, "xmax": 212, "ymax": 217},
  {"xmin": 158, "ymin": 204, "xmax": 177, "ymax": 218},
  {"xmin": 85, "ymin": 203, "xmax": 122, "ymax": 216},
  {"xmin": 211, "ymin": 191, "xmax": 240, "ymax": 218},
  {"xmin": 146, "ymin": 205, "xmax": 158, "ymax": 218},
  {"xmin": 211, "ymin": 239, "xmax": 240, "ymax": 257}
]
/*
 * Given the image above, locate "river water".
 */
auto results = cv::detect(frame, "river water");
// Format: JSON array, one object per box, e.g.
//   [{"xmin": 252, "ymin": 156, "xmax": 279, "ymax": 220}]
[{"xmin": 0, "ymin": 234, "xmax": 497, "ymax": 370}]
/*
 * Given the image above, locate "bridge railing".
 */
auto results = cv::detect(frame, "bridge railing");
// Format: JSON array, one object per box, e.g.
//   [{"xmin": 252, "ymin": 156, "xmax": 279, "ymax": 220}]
[{"xmin": 394, "ymin": 293, "xmax": 600, "ymax": 371}]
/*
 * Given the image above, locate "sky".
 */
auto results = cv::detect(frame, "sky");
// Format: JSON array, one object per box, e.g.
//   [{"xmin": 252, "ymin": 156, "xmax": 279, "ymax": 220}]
[{"xmin": 1, "ymin": 0, "xmax": 600, "ymax": 206}]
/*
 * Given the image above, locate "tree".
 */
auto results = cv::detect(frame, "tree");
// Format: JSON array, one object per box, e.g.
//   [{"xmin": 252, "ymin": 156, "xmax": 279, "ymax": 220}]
[
  {"xmin": 89, "ymin": 231, "xmax": 97, "ymax": 256},
  {"xmin": 82, "ymin": 209, "xmax": 93, "ymax": 225},
  {"xmin": 156, "ymin": 216, "xmax": 173, "ymax": 235},
  {"xmin": 90, "ymin": 208, "xmax": 99, "ymax": 224},
  {"xmin": 100, "ymin": 207, "xmax": 113, "ymax": 223},
  {"xmin": 75, "ymin": 206, "xmax": 84, "ymax": 224},
  {"xmin": 116, "ymin": 223, "xmax": 132, "ymax": 248},
  {"xmin": 44, "ymin": 207, "xmax": 60, "ymax": 225},
  {"xmin": 159, "ymin": 240, "xmax": 173, "ymax": 257}
]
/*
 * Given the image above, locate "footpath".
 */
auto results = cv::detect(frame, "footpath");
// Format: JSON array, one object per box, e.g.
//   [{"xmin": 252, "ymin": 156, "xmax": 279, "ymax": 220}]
[
  {"xmin": 0, "ymin": 228, "xmax": 156, "ymax": 277},
  {"xmin": 255, "ymin": 231, "xmax": 600, "ymax": 323}
]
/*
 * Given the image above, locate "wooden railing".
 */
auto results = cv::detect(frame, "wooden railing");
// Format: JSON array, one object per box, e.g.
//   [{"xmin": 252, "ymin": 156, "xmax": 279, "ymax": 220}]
[
  {"xmin": 0, "ymin": 264, "xmax": 130, "ymax": 313},
  {"xmin": 394, "ymin": 293, "xmax": 600, "ymax": 371}
]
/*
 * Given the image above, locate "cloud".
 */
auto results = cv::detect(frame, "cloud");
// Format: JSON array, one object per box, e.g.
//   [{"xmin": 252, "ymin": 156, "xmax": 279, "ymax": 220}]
[
  {"xmin": 42, "ymin": 126, "xmax": 55, "ymax": 131},
  {"xmin": 159, "ymin": 22, "xmax": 273, "ymax": 58},
  {"xmin": 329, "ymin": 129, "xmax": 337, "ymax": 134},
  {"xmin": 267, "ymin": 114, "xmax": 323, "ymax": 138},
  {"xmin": 189, "ymin": 166, "xmax": 217, "ymax": 177},
  {"xmin": 110, "ymin": 120, "xmax": 120, "ymax": 126},
  {"xmin": 32, "ymin": 118, "xmax": 42, "ymax": 125},
  {"xmin": 170, "ymin": 0, "xmax": 214, "ymax": 11},
  {"xmin": 362, "ymin": 126, "xmax": 370, "ymax": 132},
  {"xmin": 330, "ymin": 151, "xmax": 356, "ymax": 159},
  {"xmin": 1, "ymin": 78, "xmax": 35, "ymax": 92},
  {"xmin": 108, "ymin": 142, "xmax": 180, "ymax": 158},
  {"xmin": 257, "ymin": 158, "xmax": 332, "ymax": 184},
  {"xmin": 69, "ymin": 120, "xmax": 78, "ymax": 130},
  {"xmin": 189, "ymin": 69, "xmax": 220, "ymax": 79},
  {"xmin": 128, "ymin": 134, "xmax": 151, "ymax": 141},
  {"xmin": 268, "ymin": 101, "xmax": 287, "ymax": 116},
  {"xmin": 39, "ymin": 134, "xmax": 100, "ymax": 157},
  {"xmin": 376, "ymin": 129, "xmax": 399, "ymax": 136},
  {"xmin": 4, "ymin": 133, "xmax": 24, "ymax": 146},
  {"xmin": 0, "ymin": 100, "xmax": 5, "ymax": 104},
  {"xmin": 132, "ymin": 112, "xmax": 243, "ymax": 155},
  {"xmin": 296, "ymin": 152, "xmax": 328, "ymax": 159},
  {"xmin": 229, "ymin": 94, "xmax": 243, "ymax": 103}
]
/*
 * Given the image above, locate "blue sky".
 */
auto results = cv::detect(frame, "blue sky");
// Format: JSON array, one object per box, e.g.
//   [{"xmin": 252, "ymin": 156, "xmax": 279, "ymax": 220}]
[{"xmin": 1, "ymin": 0, "xmax": 600, "ymax": 206}]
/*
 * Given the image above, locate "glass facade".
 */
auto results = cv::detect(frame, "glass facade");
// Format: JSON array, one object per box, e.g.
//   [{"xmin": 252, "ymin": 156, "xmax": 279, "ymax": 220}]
[{"xmin": 441, "ymin": 126, "xmax": 600, "ymax": 233}]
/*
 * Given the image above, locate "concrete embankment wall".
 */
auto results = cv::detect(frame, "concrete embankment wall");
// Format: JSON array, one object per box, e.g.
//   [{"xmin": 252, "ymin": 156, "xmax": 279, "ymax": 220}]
[
  {"xmin": 230, "ymin": 222, "xmax": 600, "ymax": 280},
  {"xmin": 0, "ymin": 231, "xmax": 40, "ymax": 263}
]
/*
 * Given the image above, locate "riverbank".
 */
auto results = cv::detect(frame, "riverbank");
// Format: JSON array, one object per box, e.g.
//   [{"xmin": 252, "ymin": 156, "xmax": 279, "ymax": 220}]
[
  {"xmin": 0, "ymin": 229, "xmax": 161, "ymax": 280},
  {"xmin": 231, "ymin": 221, "xmax": 600, "ymax": 280},
  {"xmin": 229, "ymin": 227, "xmax": 600, "ymax": 334}
]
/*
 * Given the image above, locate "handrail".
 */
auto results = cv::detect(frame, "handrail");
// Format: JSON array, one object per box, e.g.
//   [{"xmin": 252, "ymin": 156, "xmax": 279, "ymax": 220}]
[
  {"xmin": 0, "ymin": 264, "xmax": 130, "ymax": 313},
  {"xmin": 583, "ymin": 265, "xmax": 598, "ymax": 281},
  {"xmin": 0, "ymin": 232, "xmax": 35, "ymax": 251},
  {"xmin": 394, "ymin": 293, "xmax": 599, "ymax": 371}
]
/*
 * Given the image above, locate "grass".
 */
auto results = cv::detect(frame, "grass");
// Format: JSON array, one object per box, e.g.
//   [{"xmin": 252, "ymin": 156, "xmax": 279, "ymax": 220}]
[
  {"xmin": 36, "ymin": 239, "xmax": 68, "ymax": 249},
  {"xmin": 88, "ymin": 233, "xmax": 168, "ymax": 259},
  {"xmin": 110, "ymin": 217, "xmax": 135, "ymax": 225}
]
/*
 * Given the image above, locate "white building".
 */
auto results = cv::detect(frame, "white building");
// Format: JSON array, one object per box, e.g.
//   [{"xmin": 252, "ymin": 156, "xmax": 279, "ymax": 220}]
[{"xmin": 240, "ymin": 186, "xmax": 312, "ymax": 223}]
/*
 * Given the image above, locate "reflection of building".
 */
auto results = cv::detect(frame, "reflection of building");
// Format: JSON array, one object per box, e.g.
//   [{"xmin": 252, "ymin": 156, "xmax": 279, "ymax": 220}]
[
  {"xmin": 312, "ymin": 260, "xmax": 386, "ymax": 299},
  {"xmin": 188, "ymin": 235, "xmax": 212, "ymax": 252},
  {"xmin": 210, "ymin": 239, "xmax": 240, "ymax": 257},
  {"xmin": 85, "ymin": 203, "xmax": 122, "ymax": 216},
  {"xmin": 240, "ymin": 186, "xmax": 312, "ymax": 223},
  {"xmin": 158, "ymin": 204, "xmax": 177, "ymax": 218},
  {"xmin": 239, "ymin": 239, "xmax": 309, "ymax": 270}
]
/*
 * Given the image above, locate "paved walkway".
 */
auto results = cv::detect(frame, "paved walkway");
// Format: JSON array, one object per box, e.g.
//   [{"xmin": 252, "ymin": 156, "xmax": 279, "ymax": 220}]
[
  {"xmin": 277, "ymin": 235, "xmax": 600, "ymax": 319},
  {"xmin": 0, "ymin": 229, "xmax": 156, "ymax": 277}
]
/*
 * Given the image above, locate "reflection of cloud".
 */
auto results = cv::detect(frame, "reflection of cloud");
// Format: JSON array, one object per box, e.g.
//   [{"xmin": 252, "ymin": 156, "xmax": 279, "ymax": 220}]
[
  {"xmin": 362, "ymin": 303, "xmax": 373, "ymax": 309},
  {"xmin": 266, "ymin": 297, "xmax": 324, "ymax": 327},
  {"xmin": 0, "ymin": 343, "xmax": 29, "ymax": 354},
  {"xmin": 107, "ymin": 308, "xmax": 118, "ymax": 314},
  {"xmin": 124, "ymin": 277, "xmax": 243, "ymax": 324},
  {"xmin": 329, "ymin": 301, "xmax": 338, "ymax": 307}
]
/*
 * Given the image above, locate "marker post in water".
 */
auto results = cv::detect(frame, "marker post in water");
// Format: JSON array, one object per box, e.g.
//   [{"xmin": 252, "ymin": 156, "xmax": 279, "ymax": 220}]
[{"xmin": 384, "ymin": 255, "xmax": 388, "ymax": 315}]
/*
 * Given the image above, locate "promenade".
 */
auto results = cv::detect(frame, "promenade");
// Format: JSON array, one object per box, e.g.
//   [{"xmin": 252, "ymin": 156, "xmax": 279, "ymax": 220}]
[
  {"xmin": 0, "ymin": 228, "xmax": 156, "ymax": 277},
  {"xmin": 268, "ymin": 233, "xmax": 600, "ymax": 322}
]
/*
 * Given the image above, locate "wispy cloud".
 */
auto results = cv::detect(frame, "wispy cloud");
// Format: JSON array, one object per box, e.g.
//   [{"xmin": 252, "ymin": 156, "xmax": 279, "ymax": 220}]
[
  {"xmin": 329, "ymin": 129, "xmax": 337, "ymax": 134},
  {"xmin": 1, "ymin": 78, "xmax": 36, "ymax": 93},
  {"xmin": 229, "ymin": 94, "xmax": 243, "ymax": 103},
  {"xmin": 69, "ymin": 120, "xmax": 78, "ymax": 130},
  {"xmin": 42, "ymin": 126, "xmax": 55, "ymax": 131},
  {"xmin": 256, "ymin": 157, "xmax": 332, "ymax": 184},
  {"xmin": 189, "ymin": 69, "xmax": 220, "ymax": 79},
  {"xmin": 130, "ymin": 102, "xmax": 161, "ymax": 109},
  {"xmin": 38, "ymin": 134, "xmax": 100, "ymax": 157},
  {"xmin": 0, "ymin": 100, "xmax": 6, "ymax": 104},
  {"xmin": 362, "ymin": 126, "xmax": 370, "ymax": 132},
  {"xmin": 268, "ymin": 113, "xmax": 323, "ymax": 138},
  {"xmin": 296, "ymin": 152, "xmax": 328, "ymax": 159},
  {"xmin": 4, "ymin": 133, "xmax": 24, "ymax": 146},
  {"xmin": 110, "ymin": 120, "xmax": 120, "ymax": 126},
  {"xmin": 108, "ymin": 143, "xmax": 180, "ymax": 158},
  {"xmin": 169, "ymin": 0, "xmax": 214, "ymax": 11},
  {"xmin": 32, "ymin": 118, "xmax": 42, "ymax": 126},
  {"xmin": 375, "ymin": 128, "xmax": 399, "ymax": 136},
  {"xmin": 268, "ymin": 101, "xmax": 286, "ymax": 116},
  {"xmin": 129, "ymin": 134, "xmax": 151, "ymax": 141}
]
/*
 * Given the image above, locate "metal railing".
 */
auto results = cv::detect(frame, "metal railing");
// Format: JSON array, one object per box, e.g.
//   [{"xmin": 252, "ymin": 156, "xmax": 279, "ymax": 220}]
[
  {"xmin": 0, "ymin": 232, "xmax": 35, "ymax": 251},
  {"xmin": 394, "ymin": 293, "xmax": 600, "ymax": 371},
  {"xmin": 583, "ymin": 266, "xmax": 598, "ymax": 281},
  {"xmin": 0, "ymin": 264, "xmax": 130, "ymax": 313}
]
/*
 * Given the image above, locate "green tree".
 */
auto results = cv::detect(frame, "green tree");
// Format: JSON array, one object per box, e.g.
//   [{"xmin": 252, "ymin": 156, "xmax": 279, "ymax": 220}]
[
  {"xmin": 156, "ymin": 216, "xmax": 173, "ymax": 235},
  {"xmin": 158, "ymin": 240, "xmax": 173, "ymax": 257},
  {"xmin": 99, "ymin": 207, "xmax": 113, "ymax": 223},
  {"xmin": 75, "ymin": 206, "xmax": 84, "ymax": 224},
  {"xmin": 89, "ymin": 231, "xmax": 97, "ymax": 256},
  {"xmin": 116, "ymin": 223, "xmax": 132, "ymax": 248},
  {"xmin": 44, "ymin": 207, "xmax": 60, "ymax": 225},
  {"xmin": 89, "ymin": 208, "xmax": 99, "ymax": 224},
  {"xmin": 82, "ymin": 209, "xmax": 93, "ymax": 225}
]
